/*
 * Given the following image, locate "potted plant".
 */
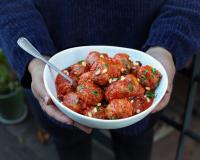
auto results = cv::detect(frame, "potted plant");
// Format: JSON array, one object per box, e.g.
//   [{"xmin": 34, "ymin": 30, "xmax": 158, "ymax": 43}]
[{"xmin": 0, "ymin": 49, "xmax": 28, "ymax": 124}]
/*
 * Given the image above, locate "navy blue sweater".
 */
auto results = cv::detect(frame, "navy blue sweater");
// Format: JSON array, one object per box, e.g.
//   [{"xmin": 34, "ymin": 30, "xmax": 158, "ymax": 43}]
[{"xmin": 0, "ymin": 0, "xmax": 200, "ymax": 134}]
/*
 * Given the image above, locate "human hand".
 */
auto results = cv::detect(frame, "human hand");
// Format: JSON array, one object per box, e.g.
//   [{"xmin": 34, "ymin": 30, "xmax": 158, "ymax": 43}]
[
  {"xmin": 28, "ymin": 58, "xmax": 92, "ymax": 134},
  {"xmin": 146, "ymin": 47, "xmax": 176, "ymax": 113}
]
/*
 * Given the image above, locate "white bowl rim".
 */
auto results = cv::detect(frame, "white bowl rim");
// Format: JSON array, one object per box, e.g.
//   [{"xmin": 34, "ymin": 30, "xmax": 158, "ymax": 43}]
[{"xmin": 43, "ymin": 45, "xmax": 168, "ymax": 123}]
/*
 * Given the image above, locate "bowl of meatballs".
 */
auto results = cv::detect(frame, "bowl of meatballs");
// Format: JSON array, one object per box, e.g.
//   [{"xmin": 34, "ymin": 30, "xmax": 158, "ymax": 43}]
[{"xmin": 43, "ymin": 46, "xmax": 168, "ymax": 129}]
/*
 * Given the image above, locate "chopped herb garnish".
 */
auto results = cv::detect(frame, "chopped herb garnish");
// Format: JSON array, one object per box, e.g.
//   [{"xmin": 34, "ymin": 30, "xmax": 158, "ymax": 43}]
[
  {"xmin": 128, "ymin": 82, "xmax": 133, "ymax": 92},
  {"xmin": 92, "ymin": 90, "xmax": 99, "ymax": 96},
  {"xmin": 126, "ymin": 64, "xmax": 131, "ymax": 69},
  {"xmin": 121, "ymin": 59, "xmax": 127, "ymax": 64},
  {"xmin": 96, "ymin": 105, "xmax": 99, "ymax": 111},
  {"xmin": 146, "ymin": 91, "xmax": 155, "ymax": 98},
  {"xmin": 103, "ymin": 63, "xmax": 108, "ymax": 68},
  {"xmin": 144, "ymin": 69, "xmax": 148, "ymax": 74},
  {"xmin": 152, "ymin": 68, "xmax": 156, "ymax": 74},
  {"xmin": 78, "ymin": 60, "xmax": 84, "ymax": 64},
  {"xmin": 77, "ymin": 85, "xmax": 85, "ymax": 91},
  {"xmin": 141, "ymin": 75, "xmax": 146, "ymax": 84}
]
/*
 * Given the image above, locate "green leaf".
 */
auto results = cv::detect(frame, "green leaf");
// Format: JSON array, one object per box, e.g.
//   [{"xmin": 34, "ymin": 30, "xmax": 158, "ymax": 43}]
[
  {"xmin": 103, "ymin": 63, "xmax": 108, "ymax": 69},
  {"xmin": 78, "ymin": 60, "xmax": 84, "ymax": 64},
  {"xmin": 128, "ymin": 82, "xmax": 133, "ymax": 92},
  {"xmin": 141, "ymin": 75, "xmax": 146, "ymax": 84},
  {"xmin": 152, "ymin": 68, "xmax": 156, "ymax": 74},
  {"xmin": 96, "ymin": 105, "xmax": 99, "ymax": 111},
  {"xmin": 146, "ymin": 91, "xmax": 155, "ymax": 98},
  {"xmin": 121, "ymin": 59, "xmax": 127, "ymax": 64},
  {"xmin": 77, "ymin": 85, "xmax": 84, "ymax": 91},
  {"xmin": 144, "ymin": 69, "xmax": 148, "ymax": 74},
  {"xmin": 126, "ymin": 64, "xmax": 131, "ymax": 69},
  {"xmin": 92, "ymin": 90, "xmax": 99, "ymax": 96}
]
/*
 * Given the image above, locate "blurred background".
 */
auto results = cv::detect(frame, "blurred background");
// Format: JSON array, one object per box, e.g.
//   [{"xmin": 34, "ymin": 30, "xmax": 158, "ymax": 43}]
[{"xmin": 0, "ymin": 49, "xmax": 200, "ymax": 160}]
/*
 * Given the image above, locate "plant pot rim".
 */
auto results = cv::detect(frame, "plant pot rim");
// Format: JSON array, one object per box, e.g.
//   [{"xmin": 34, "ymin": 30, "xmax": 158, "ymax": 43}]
[{"xmin": 0, "ymin": 87, "xmax": 22, "ymax": 99}]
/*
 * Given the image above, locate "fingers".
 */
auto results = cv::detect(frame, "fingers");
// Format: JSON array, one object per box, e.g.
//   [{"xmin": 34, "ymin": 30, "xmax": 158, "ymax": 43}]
[
  {"xmin": 39, "ymin": 100, "xmax": 92, "ymax": 133},
  {"xmin": 151, "ymin": 84, "xmax": 173, "ymax": 113},
  {"xmin": 73, "ymin": 122, "xmax": 93, "ymax": 134},
  {"xmin": 43, "ymin": 104, "xmax": 92, "ymax": 134},
  {"xmin": 31, "ymin": 77, "xmax": 49, "ymax": 102},
  {"xmin": 33, "ymin": 84, "xmax": 92, "ymax": 133},
  {"xmin": 31, "ymin": 75, "xmax": 92, "ymax": 134},
  {"xmin": 39, "ymin": 101, "xmax": 74, "ymax": 125},
  {"xmin": 32, "ymin": 76, "xmax": 72, "ymax": 124},
  {"xmin": 30, "ymin": 61, "xmax": 92, "ymax": 134}
]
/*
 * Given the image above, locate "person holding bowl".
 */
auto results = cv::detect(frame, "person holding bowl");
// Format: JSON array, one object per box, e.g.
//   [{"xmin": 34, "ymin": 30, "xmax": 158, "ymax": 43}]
[{"xmin": 0, "ymin": 0, "xmax": 200, "ymax": 160}]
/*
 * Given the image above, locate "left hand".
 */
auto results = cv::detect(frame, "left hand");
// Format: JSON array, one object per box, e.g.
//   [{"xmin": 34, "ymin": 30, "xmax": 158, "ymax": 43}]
[{"xmin": 146, "ymin": 47, "xmax": 176, "ymax": 113}]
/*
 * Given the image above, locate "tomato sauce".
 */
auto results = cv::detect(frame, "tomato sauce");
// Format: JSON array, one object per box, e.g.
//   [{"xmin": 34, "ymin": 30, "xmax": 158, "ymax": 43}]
[{"xmin": 55, "ymin": 51, "xmax": 161, "ymax": 120}]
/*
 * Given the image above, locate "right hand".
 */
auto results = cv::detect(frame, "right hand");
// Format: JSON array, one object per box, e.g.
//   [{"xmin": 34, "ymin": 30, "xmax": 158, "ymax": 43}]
[{"xmin": 28, "ymin": 58, "xmax": 92, "ymax": 134}]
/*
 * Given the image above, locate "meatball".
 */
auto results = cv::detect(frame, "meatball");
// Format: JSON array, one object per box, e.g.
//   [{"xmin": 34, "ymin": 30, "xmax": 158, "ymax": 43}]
[
  {"xmin": 69, "ymin": 62, "xmax": 88, "ymax": 76},
  {"xmin": 105, "ymin": 99, "xmax": 133, "ymax": 119},
  {"xmin": 114, "ymin": 53, "xmax": 133, "ymax": 73},
  {"xmin": 55, "ymin": 69, "xmax": 74, "ymax": 99},
  {"xmin": 86, "ymin": 51, "xmax": 108, "ymax": 67},
  {"xmin": 63, "ymin": 92, "xmax": 83, "ymax": 113},
  {"xmin": 105, "ymin": 74, "xmax": 145, "ymax": 101},
  {"xmin": 90, "ymin": 57, "xmax": 121, "ymax": 86},
  {"xmin": 93, "ymin": 107, "xmax": 106, "ymax": 119},
  {"xmin": 130, "ymin": 61, "xmax": 142, "ymax": 76},
  {"xmin": 83, "ymin": 106, "xmax": 106, "ymax": 119},
  {"xmin": 130, "ymin": 96, "xmax": 153, "ymax": 115},
  {"xmin": 78, "ymin": 72, "xmax": 93, "ymax": 85},
  {"xmin": 137, "ymin": 65, "xmax": 161, "ymax": 90},
  {"xmin": 76, "ymin": 81, "xmax": 103, "ymax": 106}
]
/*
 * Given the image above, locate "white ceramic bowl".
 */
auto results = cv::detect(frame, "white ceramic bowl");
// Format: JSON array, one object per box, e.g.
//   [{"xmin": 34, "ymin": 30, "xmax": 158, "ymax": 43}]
[{"xmin": 43, "ymin": 46, "xmax": 168, "ymax": 129}]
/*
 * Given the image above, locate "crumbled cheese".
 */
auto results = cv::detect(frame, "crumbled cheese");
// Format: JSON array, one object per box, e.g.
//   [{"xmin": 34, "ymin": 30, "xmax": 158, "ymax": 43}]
[
  {"xmin": 131, "ymin": 100, "xmax": 134, "ymax": 103},
  {"xmin": 145, "ymin": 87, "xmax": 151, "ymax": 91},
  {"xmin": 97, "ymin": 103, "xmax": 101, "ymax": 106},
  {"xmin": 102, "ymin": 68, "xmax": 108, "ymax": 74},
  {"xmin": 112, "ymin": 78, "xmax": 118, "ymax": 82},
  {"xmin": 137, "ymin": 78, "xmax": 140, "ymax": 82},
  {"xmin": 109, "ymin": 78, "xmax": 118, "ymax": 83},
  {"xmin": 120, "ymin": 76, "xmax": 126, "ymax": 80},
  {"xmin": 95, "ymin": 69, "xmax": 101, "ymax": 75},
  {"xmin": 135, "ymin": 62, "xmax": 139, "ymax": 66},
  {"xmin": 63, "ymin": 70, "xmax": 69, "ymax": 75},
  {"xmin": 88, "ymin": 112, "xmax": 92, "ymax": 117},
  {"xmin": 92, "ymin": 107, "xmax": 97, "ymax": 113},
  {"xmin": 146, "ymin": 97, "xmax": 151, "ymax": 103},
  {"xmin": 81, "ymin": 61, "xmax": 86, "ymax": 66},
  {"xmin": 121, "ymin": 68, "xmax": 125, "ymax": 72},
  {"xmin": 100, "ymin": 54, "xmax": 104, "ymax": 58},
  {"xmin": 132, "ymin": 66, "xmax": 136, "ymax": 70},
  {"xmin": 136, "ymin": 109, "xmax": 141, "ymax": 114}
]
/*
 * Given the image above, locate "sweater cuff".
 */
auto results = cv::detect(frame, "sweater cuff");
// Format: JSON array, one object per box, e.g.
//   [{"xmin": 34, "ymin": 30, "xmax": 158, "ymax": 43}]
[
  {"xmin": 142, "ymin": 30, "xmax": 193, "ymax": 71},
  {"xmin": 18, "ymin": 36, "xmax": 57, "ymax": 89}
]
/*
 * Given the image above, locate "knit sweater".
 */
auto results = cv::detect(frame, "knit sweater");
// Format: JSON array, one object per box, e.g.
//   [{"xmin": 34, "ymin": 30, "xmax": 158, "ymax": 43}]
[{"xmin": 0, "ymin": 0, "xmax": 200, "ymax": 134}]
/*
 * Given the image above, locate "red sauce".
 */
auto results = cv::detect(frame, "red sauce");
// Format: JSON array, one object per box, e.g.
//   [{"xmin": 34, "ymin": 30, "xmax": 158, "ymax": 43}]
[{"xmin": 55, "ymin": 51, "xmax": 161, "ymax": 120}]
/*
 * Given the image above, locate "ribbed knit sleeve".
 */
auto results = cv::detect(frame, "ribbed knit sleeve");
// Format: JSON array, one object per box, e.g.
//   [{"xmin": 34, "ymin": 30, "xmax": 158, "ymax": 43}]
[
  {"xmin": 0, "ymin": 0, "xmax": 56, "ymax": 88},
  {"xmin": 143, "ymin": 0, "xmax": 200, "ymax": 70}
]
